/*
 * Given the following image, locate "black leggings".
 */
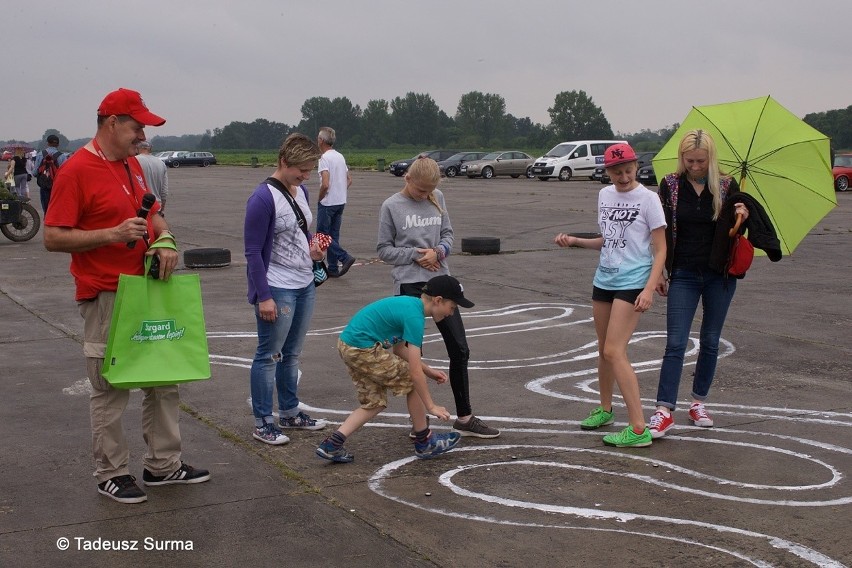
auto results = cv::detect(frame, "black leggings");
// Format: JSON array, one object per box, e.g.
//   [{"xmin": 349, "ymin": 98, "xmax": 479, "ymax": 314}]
[{"xmin": 399, "ymin": 282, "xmax": 472, "ymax": 417}]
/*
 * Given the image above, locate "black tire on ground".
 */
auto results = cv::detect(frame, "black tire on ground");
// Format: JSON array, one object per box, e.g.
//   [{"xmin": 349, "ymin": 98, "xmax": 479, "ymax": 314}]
[
  {"xmin": 461, "ymin": 236, "xmax": 501, "ymax": 255},
  {"xmin": 184, "ymin": 247, "xmax": 231, "ymax": 268}
]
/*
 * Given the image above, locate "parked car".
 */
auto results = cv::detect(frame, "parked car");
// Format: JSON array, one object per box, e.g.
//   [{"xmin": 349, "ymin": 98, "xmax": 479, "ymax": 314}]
[
  {"xmin": 437, "ymin": 152, "xmax": 488, "ymax": 178},
  {"xmin": 461, "ymin": 151, "xmax": 536, "ymax": 179},
  {"xmin": 164, "ymin": 151, "xmax": 217, "ymax": 168},
  {"xmin": 158, "ymin": 151, "xmax": 187, "ymax": 162},
  {"xmin": 593, "ymin": 151, "xmax": 656, "ymax": 184},
  {"xmin": 833, "ymin": 153, "xmax": 852, "ymax": 192},
  {"xmin": 636, "ymin": 162, "xmax": 659, "ymax": 186},
  {"xmin": 531, "ymin": 140, "xmax": 626, "ymax": 181},
  {"xmin": 388, "ymin": 150, "xmax": 459, "ymax": 176}
]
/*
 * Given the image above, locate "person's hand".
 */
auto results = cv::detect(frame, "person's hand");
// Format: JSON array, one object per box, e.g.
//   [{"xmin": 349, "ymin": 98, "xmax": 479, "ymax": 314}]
[
  {"xmin": 115, "ymin": 217, "xmax": 148, "ymax": 244},
  {"xmin": 554, "ymin": 233, "xmax": 576, "ymax": 248},
  {"xmin": 309, "ymin": 241, "xmax": 325, "ymax": 261},
  {"xmin": 415, "ymin": 247, "xmax": 440, "ymax": 270},
  {"xmin": 146, "ymin": 247, "xmax": 178, "ymax": 281},
  {"xmin": 426, "ymin": 367, "xmax": 448, "ymax": 384},
  {"xmin": 634, "ymin": 289, "xmax": 654, "ymax": 312},
  {"xmin": 655, "ymin": 279, "xmax": 669, "ymax": 297},
  {"xmin": 429, "ymin": 405, "xmax": 451, "ymax": 421},
  {"xmin": 734, "ymin": 202, "xmax": 749, "ymax": 221},
  {"xmin": 258, "ymin": 298, "xmax": 278, "ymax": 322}
]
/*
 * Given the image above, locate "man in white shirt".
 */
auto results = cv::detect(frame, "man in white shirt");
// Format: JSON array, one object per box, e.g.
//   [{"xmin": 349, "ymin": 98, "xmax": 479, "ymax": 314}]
[
  {"xmin": 316, "ymin": 127, "xmax": 355, "ymax": 277},
  {"xmin": 135, "ymin": 141, "xmax": 169, "ymax": 212}
]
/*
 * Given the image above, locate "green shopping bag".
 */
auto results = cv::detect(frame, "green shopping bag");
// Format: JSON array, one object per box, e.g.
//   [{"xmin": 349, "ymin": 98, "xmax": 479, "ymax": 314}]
[{"xmin": 102, "ymin": 256, "xmax": 211, "ymax": 389}]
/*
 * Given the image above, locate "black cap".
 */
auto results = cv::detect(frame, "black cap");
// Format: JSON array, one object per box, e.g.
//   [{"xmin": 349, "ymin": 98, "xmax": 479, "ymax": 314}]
[
  {"xmin": 46, "ymin": 134, "xmax": 59, "ymax": 144},
  {"xmin": 421, "ymin": 275, "xmax": 474, "ymax": 308}
]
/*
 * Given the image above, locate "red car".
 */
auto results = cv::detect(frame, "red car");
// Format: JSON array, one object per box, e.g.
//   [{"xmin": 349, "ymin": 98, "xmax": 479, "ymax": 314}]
[{"xmin": 834, "ymin": 153, "xmax": 852, "ymax": 192}]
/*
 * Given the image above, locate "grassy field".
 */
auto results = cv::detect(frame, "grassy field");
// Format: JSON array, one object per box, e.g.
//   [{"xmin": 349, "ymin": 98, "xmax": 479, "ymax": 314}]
[{"xmin": 213, "ymin": 147, "xmax": 549, "ymax": 170}]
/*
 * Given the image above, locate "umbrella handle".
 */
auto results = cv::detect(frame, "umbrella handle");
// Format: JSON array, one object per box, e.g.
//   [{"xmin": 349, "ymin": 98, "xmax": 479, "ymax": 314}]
[{"xmin": 728, "ymin": 212, "xmax": 744, "ymax": 238}]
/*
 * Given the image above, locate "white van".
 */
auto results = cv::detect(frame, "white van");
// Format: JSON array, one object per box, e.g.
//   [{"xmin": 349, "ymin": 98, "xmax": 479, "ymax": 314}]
[{"xmin": 530, "ymin": 140, "xmax": 626, "ymax": 181}]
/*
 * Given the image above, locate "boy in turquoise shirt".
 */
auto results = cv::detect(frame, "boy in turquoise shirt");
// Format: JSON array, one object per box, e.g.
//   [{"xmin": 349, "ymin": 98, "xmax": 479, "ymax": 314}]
[{"xmin": 316, "ymin": 275, "xmax": 474, "ymax": 463}]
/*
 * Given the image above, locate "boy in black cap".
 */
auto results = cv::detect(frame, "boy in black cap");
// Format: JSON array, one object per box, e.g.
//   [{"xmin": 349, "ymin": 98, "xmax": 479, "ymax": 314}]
[{"xmin": 316, "ymin": 275, "xmax": 473, "ymax": 463}]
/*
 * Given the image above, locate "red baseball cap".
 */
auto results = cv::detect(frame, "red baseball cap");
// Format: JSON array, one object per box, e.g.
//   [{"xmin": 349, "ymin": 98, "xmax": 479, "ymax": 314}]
[
  {"xmin": 604, "ymin": 143, "xmax": 637, "ymax": 168},
  {"xmin": 97, "ymin": 88, "xmax": 166, "ymax": 126}
]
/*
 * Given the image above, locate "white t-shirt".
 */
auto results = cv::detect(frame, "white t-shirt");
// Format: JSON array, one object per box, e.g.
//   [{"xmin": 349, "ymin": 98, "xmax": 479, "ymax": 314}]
[
  {"xmin": 266, "ymin": 184, "xmax": 314, "ymax": 289},
  {"xmin": 593, "ymin": 184, "xmax": 666, "ymax": 290},
  {"xmin": 318, "ymin": 148, "xmax": 349, "ymax": 206}
]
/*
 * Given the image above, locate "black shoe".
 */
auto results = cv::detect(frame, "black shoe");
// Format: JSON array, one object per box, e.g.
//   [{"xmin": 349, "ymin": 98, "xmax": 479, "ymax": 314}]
[
  {"xmin": 142, "ymin": 462, "xmax": 210, "ymax": 486},
  {"xmin": 337, "ymin": 257, "xmax": 356, "ymax": 277},
  {"xmin": 97, "ymin": 475, "xmax": 147, "ymax": 504}
]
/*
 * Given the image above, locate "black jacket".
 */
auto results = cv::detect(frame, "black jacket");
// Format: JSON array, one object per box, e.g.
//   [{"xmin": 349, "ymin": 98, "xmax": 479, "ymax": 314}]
[{"xmin": 709, "ymin": 193, "xmax": 782, "ymax": 275}]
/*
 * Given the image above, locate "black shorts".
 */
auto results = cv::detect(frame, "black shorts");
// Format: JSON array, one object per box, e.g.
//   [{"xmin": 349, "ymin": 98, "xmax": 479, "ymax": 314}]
[{"xmin": 592, "ymin": 286, "xmax": 643, "ymax": 304}]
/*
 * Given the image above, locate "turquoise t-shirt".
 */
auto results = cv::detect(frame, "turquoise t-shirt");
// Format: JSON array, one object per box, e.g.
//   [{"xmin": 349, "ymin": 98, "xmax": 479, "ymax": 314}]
[{"xmin": 339, "ymin": 296, "xmax": 425, "ymax": 349}]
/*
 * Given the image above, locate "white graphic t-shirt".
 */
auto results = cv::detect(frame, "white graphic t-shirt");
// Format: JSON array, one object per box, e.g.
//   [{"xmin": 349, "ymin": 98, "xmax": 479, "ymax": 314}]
[
  {"xmin": 266, "ymin": 184, "xmax": 314, "ymax": 289},
  {"xmin": 593, "ymin": 184, "xmax": 666, "ymax": 290}
]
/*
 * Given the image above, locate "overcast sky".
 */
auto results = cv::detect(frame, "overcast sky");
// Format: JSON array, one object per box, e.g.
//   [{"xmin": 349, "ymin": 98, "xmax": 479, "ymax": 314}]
[{"xmin": 7, "ymin": 0, "xmax": 850, "ymax": 142}]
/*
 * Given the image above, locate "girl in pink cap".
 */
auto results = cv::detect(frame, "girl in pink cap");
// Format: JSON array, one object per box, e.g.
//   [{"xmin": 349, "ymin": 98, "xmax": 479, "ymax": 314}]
[{"xmin": 554, "ymin": 143, "xmax": 667, "ymax": 447}]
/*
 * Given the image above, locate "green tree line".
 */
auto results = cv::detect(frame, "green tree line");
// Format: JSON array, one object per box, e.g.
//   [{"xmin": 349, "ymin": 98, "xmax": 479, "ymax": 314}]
[
  {"xmin": 184, "ymin": 90, "xmax": 623, "ymax": 151},
  {"xmin": 11, "ymin": 95, "xmax": 850, "ymax": 156}
]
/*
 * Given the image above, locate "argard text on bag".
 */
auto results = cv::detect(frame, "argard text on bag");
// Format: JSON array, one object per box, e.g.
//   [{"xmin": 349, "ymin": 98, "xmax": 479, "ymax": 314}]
[{"xmin": 131, "ymin": 320, "xmax": 186, "ymax": 342}]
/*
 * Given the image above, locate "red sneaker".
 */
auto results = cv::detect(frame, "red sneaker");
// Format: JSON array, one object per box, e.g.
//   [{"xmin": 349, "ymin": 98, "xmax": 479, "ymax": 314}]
[
  {"xmin": 649, "ymin": 410, "xmax": 674, "ymax": 438},
  {"xmin": 689, "ymin": 403, "xmax": 714, "ymax": 427}
]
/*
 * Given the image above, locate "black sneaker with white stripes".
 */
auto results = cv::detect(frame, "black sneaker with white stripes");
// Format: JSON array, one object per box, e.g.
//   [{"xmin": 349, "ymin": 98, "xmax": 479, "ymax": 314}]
[
  {"xmin": 97, "ymin": 475, "xmax": 147, "ymax": 504},
  {"xmin": 142, "ymin": 462, "xmax": 211, "ymax": 486}
]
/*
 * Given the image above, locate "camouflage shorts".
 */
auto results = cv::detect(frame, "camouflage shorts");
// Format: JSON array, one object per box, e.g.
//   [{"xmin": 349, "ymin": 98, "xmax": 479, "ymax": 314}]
[{"xmin": 337, "ymin": 338, "xmax": 413, "ymax": 409}]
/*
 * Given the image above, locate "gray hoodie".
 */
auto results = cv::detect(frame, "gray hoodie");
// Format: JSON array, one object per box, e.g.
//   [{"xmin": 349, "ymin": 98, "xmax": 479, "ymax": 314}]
[{"xmin": 377, "ymin": 189, "xmax": 454, "ymax": 294}]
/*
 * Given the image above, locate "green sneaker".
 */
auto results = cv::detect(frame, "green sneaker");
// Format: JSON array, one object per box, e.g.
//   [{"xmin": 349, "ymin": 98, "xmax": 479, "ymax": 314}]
[
  {"xmin": 580, "ymin": 406, "xmax": 614, "ymax": 430},
  {"xmin": 602, "ymin": 426, "xmax": 652, "ymax": 448}
]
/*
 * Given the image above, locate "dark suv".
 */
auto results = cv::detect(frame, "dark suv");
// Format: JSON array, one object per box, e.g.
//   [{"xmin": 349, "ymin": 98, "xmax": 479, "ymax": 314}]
[{"xmin": 388, "ymin": 150, "xmax": 459, "ymax": 176}]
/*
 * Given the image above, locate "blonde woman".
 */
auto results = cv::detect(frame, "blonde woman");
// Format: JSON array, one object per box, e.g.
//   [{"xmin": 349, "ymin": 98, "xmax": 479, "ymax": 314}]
[
  {"xmin": 377, "ymin": 157, "xmax": 499, "ymax": 438},
  {"xmin": 10, "ymin": 148, "xmax": 29, "ymax": 200},
  {"xmin": 650, "ymin": 130, "xmax": 749, "ymax": 437}
]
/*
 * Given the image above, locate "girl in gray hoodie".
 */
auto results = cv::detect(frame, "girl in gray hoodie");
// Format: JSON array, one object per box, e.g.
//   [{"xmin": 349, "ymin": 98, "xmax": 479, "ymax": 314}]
[{"xmin": 377, "ymin": 157, "xmax": 500, "ymax": 439}]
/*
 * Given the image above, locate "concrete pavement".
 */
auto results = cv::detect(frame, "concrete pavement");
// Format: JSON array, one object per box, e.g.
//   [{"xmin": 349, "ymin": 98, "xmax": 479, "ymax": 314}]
[{"xmin": 1, "ymin": 168, "xmax": 850, "ymax": 567}]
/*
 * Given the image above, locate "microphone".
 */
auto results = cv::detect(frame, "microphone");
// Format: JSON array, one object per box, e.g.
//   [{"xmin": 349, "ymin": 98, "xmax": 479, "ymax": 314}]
[{"xmin": 127, "ymin": 193, "xmax": 157, "ymax": 249}]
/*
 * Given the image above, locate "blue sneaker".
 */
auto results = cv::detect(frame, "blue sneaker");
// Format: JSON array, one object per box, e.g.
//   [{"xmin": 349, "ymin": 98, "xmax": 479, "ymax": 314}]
[
  {"xmin": 414, "ymin": 431, "xmax": 461, "ymax": 459},
  {"xmin": 316, "ymin": 440, "xmax": 354, "ymax": 463}
]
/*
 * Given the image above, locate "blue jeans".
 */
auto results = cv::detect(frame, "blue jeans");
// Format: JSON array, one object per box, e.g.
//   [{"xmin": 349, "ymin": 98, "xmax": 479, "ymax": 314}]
[
  {"xmin": 250, "ymin": 283, "xmax": 315, "ymax": 426},
  {"xmin": 316, "ymin": 203, "xmax": 349, "ymax": 272},
  {"xmin": 656, "ymin": 267, "xmax": 736, "ymax": 410}
]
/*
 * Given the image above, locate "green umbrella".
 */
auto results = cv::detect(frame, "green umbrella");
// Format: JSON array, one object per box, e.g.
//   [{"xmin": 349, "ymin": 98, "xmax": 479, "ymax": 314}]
[{"xmin": 652, "ymin": 95, "xmax": 836, "ymax": 255}]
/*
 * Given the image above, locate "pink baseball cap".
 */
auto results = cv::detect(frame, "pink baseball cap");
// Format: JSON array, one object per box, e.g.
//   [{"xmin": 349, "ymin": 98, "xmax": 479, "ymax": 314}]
[
  {"xmin": 603, "ymin": 143, "xmax": 637, "ymax": 168},
  {"xmin": 97, "ymin": 88, "xmax": 166, "ymax": 126}
]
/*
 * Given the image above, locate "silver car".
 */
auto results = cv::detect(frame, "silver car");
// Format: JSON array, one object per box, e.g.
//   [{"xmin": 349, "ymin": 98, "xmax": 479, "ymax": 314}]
[{"xmin": 460, "ymin": 151, "xmax": 535, "ymax": 179}]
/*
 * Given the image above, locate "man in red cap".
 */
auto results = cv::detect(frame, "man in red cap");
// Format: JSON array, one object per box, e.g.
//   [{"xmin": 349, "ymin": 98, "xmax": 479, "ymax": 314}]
[{"xmin": 44, "ymin": 88, "xmax": 210, "ymax": 504}]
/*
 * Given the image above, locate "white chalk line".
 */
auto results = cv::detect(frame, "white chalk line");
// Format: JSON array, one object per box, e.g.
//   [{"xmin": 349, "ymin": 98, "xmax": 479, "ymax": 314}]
[
  {"xmin": 369, "ymin": 446, "xmax": 847, "ymax": 568},
  {"xmin": 85, "ymin": 301, "xmax": 850, "ymax": 565}
]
